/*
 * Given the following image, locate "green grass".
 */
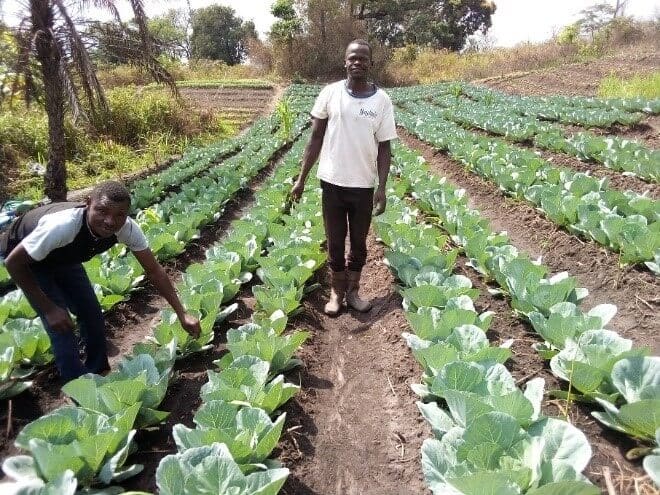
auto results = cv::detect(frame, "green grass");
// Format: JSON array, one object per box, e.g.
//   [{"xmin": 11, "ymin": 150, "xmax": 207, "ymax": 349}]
[
  {"xmin": 1, "ymin": 84, "xmax": 246, "ymax": 201},
  {"xmin": 12, "ymin": 124, "xmax": 237, "ymax": 201},
  {"xmin": 597, "ymin": 72, "xmax": 660, "ymax": 98}
]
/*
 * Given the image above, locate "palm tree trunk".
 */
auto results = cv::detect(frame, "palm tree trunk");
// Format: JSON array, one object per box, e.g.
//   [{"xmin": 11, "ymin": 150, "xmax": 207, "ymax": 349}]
[{"xmin": 31, "ymin": 0, "xmax": 67, "ymax": 201}]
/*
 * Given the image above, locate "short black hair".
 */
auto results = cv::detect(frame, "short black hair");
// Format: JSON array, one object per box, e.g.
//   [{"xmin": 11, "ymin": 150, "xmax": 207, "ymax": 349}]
[
  {"xmin": 90, "ymin": 181, "xmax": 131, "ymax": 205},
  {"xmin": 346, "ymin": 38, "xmax": 372, "ymax": 58}
]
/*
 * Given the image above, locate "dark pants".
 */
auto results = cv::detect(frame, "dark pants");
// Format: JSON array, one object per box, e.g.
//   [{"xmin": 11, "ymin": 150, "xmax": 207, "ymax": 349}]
[
  {"xmin": 26, "ymin": 263, "xmax": 109, "ymax": 382},
  {"xmin": 321, "ymin": 180, "xmax": 374, "ymax": 273}
]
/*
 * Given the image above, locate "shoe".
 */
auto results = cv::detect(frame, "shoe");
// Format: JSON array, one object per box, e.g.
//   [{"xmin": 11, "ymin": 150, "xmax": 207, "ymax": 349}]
[
  {"xmin": 324, "ymin": 269, "xmax": 346, "ymax": 315},
  {"xmin": 346, "ymin": 270, "xmax": 371, "ymax": 312}
]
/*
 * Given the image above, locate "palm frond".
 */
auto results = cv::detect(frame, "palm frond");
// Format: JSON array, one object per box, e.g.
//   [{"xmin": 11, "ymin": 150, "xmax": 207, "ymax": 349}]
[
  {"xmin": 54, "ymin": 0, "xmax": 108, "ymax": 119},
  {"xmin": 59, "ymin": 52, "xmax": 83, "ymax": 121},
  {"xmin": 83, "ymin": 0, "xmax": 122, "ymax": 23},
  {"xmin": 11, "ymin": 20, "xmax": 40, "ymax": 107}
]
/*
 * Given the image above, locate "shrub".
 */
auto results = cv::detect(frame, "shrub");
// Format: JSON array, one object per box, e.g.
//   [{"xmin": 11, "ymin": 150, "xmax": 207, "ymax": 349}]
[
  {"xmin": 0, "ymin": 107, "xmax": 90, "ymax": 163},
  {"xmin": 93, "ymin": 86, "xmax": 191, "ymax": 146}
]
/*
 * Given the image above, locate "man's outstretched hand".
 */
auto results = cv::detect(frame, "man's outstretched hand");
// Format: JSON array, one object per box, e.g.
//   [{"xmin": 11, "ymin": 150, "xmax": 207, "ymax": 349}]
[
  {"xmin": 291, "ymin": 180, "xmax": 305, "ymax": 202},
  {"xmin": 180, "ymin": 313, "xmax": 201, "ymax": 338},
  {"xmin": 373, "ymin": 188, "xmax": 386, "ymax": 216}
]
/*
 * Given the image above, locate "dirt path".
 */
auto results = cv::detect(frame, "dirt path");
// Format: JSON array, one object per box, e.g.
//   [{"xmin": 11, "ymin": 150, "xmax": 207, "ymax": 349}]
[
  {"xmin": 278, "ymin": 233, "xmax": 430, "ymax": 495},
  {"xmin": 399, "ymin": 130, "xmax": 659, "ymax": 354}
]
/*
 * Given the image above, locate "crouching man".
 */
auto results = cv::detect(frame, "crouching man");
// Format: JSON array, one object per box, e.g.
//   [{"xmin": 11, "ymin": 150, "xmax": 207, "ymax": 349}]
[{"xmin": 0, "ymin": 181, "xmax": 200, "ymax": 382}]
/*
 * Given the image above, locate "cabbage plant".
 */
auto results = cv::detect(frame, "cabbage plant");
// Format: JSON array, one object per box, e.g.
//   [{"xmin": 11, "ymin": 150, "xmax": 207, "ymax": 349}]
[
  {"xmin": 200, "ymin": 356, "xmax": 299, "ymax": 414},
  {"xmin": 3, "ymin": 404, "xmax": 141, "ymax": 487},
  {"xmin": 0, "ymin": 318, "xmax": 52, "ymax": 367},
  {"xmin": 420, "ymin": 407, "xmax": 596, "ymax": 494},
  {"xmin": 62, "ymin": 340, "xmax": 177, "ymax": 428},
  {"xmin": 0, "ymin": 347, "xmax": 33, "ymax": 399},
  {"xmin": 592, "ymin": 357, "xmax": 660, "ymax": 442},
  {"xmin": 156, "ymin": 442, "xmax": 288, "ymax": 495},
  {"xmin": 217, "ymin": 322, "xmax": 309, "ymax": 376},
  {"xmin": 172, "ymin": 400, "xmax": 286, "ymax": 468}
]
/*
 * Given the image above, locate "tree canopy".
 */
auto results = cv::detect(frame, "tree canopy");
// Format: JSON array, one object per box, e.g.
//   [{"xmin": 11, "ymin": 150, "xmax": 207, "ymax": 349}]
[
  {"xmin": 190, "ymin": 5, "xmax": 257, "ymax": 64},
  {"xmin": 270, "ymin": 0, "xmax": 496, "ymax": 52},
  {"xmin": 351, "ymin": 0, "xmax": 497, "ymax": 51}
]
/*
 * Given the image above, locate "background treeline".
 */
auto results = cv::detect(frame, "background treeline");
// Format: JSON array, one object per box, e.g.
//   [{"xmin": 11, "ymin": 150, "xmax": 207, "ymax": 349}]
[{"xmin": 0, "ymin": 0, "xmax": 658, "ymax": 202}]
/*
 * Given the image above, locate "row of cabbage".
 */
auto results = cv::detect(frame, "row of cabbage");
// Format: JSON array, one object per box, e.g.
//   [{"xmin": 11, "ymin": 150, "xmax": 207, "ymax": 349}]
[
  {"xmin": 153, "ymin": 133, "xmax": 327, "ymax": 494},
  {"xmin": 395, "ymin": 82, "xmax": 659, "ymax": 128},
  {"xmin": 390, "ymin": 141, "xmax": 660, "ymax": 488},
  {"xmin": 373, "ymin": 162, "xmax": 599, "ymax": 495},
  {"xmin": 0, "ymin": 119, "xmax": 319, "ymax": 494},
  {"xmin": 0, "ymin": 115, "xmax": 293, "ymax": 321},
  {"xmin": 390, "ymin": 86, "xmax": 659, "ymax": 183},
  {"xmin": 0, "ymin": 115, "xmax": 278, "ymax": 292},
  {"xmin": 0, "ymin": 110, "xmax": 309, "ymax": 400},
  {"xmin": 395, "ymin": 102, "xmax": 660, "ymax": 273}
]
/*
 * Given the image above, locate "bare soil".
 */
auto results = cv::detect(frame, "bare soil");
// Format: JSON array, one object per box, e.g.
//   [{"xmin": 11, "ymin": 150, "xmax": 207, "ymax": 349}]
[
  {"xmin": 179, "ymin": 87, "xmax": 277, "ymax": 129},
  {"xmin": 479, "ymin": 51, "xmax": 660, "ymax": 97},
  {"xmin": 277, "ymin": 233, "xmax": 430, "ymax": 495}
]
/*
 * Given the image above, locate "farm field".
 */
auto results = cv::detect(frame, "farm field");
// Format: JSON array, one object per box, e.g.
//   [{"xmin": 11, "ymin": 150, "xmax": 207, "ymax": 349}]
[
  {"xmin": 178, "ymin": 85, "xmax": 280, "ymax": 130},
  {"xmin": 0, "ymin": 57, "xmax": 658, "ymax": 495}
]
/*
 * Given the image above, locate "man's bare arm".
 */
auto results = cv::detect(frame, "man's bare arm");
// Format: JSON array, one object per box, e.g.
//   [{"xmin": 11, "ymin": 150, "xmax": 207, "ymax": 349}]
[
  {"xmin": 373, "ymin": 140, "xmax": 392, "ymax": 216},
  {"xmin": 292, "ymin": 117, "xmax": 328, "ymax": 199},
  {"xmin": 5, "ymin": 245, "xmax": 74, "ymax": 332},
  {"xmin": 131, "ymin": 248, "xmax": 201, "ymax": 337}
]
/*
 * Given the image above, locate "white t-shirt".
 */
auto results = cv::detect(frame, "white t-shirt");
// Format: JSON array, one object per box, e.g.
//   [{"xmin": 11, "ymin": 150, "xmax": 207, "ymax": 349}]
[
  {"xmin": 21, "ymin": 207, "xmax": 148, "ymax": 262},
  {"xmin": 311, "ymin": 80, "xmax": 397, "ymax": 188}
]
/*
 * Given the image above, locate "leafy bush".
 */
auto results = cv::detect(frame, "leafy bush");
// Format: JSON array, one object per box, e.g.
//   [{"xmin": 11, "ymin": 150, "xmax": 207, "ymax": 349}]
[
  {"xmin": 93, "ymin": 86, "xmax": 190, "ymax": 146},
  {"xmin": 0, "ymin": 108, "xmax": 90, "ymax": 164}
]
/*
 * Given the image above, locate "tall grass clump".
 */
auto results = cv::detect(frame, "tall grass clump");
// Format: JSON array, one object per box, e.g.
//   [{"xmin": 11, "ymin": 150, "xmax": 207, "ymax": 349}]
[
  {"xmin": 0, "ymin": 107, "xmax": 91, "ymax": 175},
  {"xmin": 384, "ymin": 42, "xmax": 580, "ymax": 85},
  {"xmin": 1, "ymin": 85, "xmax": 235, "ymax": 201},
  {"xmin": 93, "ymin": 86, "xmax": 191, "ymax": 146},
  {"xmin": 598, "ymin": 72, "xmax": 660, "ymax": 98}
]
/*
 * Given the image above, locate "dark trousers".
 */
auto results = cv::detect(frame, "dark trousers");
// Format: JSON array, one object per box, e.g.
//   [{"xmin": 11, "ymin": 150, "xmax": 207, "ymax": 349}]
[
  {"xmin": 26, "ymin": 263, "xmax": 109, "ymax": 382},
  {"xmin": 321, "ymin": 180, "xmax": 374, "ymax": 273}
]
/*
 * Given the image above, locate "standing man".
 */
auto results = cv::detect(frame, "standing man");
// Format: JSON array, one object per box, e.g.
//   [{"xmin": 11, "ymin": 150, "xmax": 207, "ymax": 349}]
[
  {"xmin": 1, "ymin": 181, "xmax": 201, "ymax": 382},
  {"xmin": 291, "ymin": 39, "xmax": 397, "ymax": 316}
]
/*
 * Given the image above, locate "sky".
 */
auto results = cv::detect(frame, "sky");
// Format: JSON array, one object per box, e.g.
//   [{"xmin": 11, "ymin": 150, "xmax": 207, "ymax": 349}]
[{"xmin": 2, "ymin": 0, "xmax": 659, "ymax": 47}]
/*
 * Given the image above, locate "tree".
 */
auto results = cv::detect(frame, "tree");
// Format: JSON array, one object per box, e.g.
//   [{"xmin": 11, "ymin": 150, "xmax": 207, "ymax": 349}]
[
  {"xmin": 12, "ymin": 0, "xmax": 175, "ymax": 200},
  {"xmin": 149, "ymin": 8, "xmax": 191, "ymax": 60},
  {"xmin": 270, "ymin": 0, "xmax": 302, "ymax": 41},
  {"xmin": 350, "ymin": 0, "xmax": 497, "ymax": 51},
  {"xmin": 613, "ymin": 0, "xmax": 630, "ymax": 18},
  {"xmin": 578, "ymin": 2, "xmax": 616, "ymax": 40},
  {"xmin": 190, "ymin": 5, "xmax": 256, "ymax": 64}
]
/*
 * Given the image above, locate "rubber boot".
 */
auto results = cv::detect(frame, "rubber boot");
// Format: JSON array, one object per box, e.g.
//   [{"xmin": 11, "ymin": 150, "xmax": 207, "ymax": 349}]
[
  {"xmin": 324, "ymin": 270, "xmax": 346, "ymax": 316},
  {"xmin": 346, "ymin": 270, "xmax": 372, "ymax": 312}
]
